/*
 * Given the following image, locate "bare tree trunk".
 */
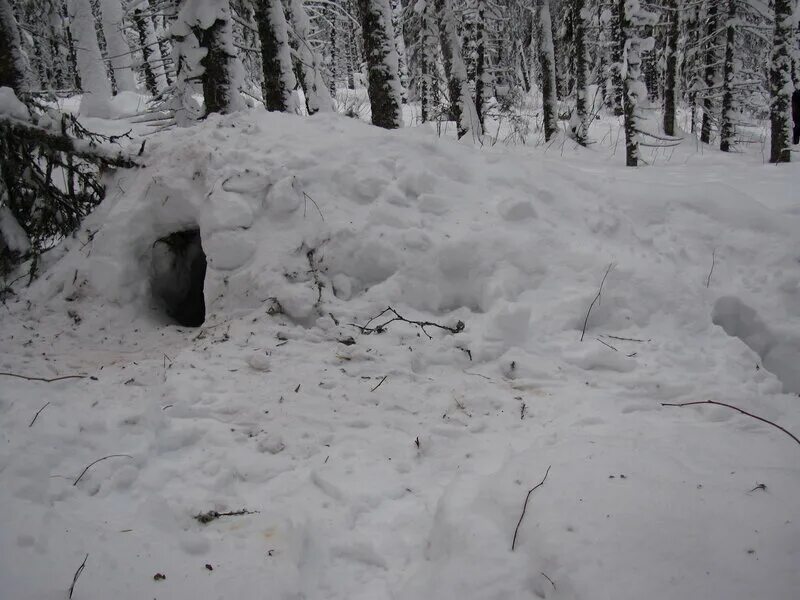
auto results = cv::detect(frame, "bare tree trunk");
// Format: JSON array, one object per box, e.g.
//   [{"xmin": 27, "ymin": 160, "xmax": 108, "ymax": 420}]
[
  {"xmin": 572, "ymin": 0, "xmax": 589, "ymax": 145},
  {"xmin": 663, "ymin": 0, "xmax": 680, "ymax": 136},
  {"xmin": 537, "ymin": 0, "xmax": 558, "ymax": 142}
]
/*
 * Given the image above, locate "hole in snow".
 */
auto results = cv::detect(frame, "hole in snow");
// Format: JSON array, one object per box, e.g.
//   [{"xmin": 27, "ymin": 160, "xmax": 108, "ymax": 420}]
[
  {"xmin": 712, "ymin": 296, "xmax": 800, "ymax": 394},
  {"xmin": 150, "ymin": 228, "xmax": 206, "ymax": 327}
]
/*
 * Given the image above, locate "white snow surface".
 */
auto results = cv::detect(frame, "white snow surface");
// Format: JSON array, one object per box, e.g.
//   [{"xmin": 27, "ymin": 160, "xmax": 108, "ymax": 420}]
[{"xmin": 1, "ymin": 109, "xmax": 799, "ymax": 600}]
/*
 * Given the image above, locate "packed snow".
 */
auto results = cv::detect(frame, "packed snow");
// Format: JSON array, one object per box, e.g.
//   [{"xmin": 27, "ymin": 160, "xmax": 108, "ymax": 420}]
[{"xmin": 1, "ymin": 106, "xmax": 799, "ymax": 600}]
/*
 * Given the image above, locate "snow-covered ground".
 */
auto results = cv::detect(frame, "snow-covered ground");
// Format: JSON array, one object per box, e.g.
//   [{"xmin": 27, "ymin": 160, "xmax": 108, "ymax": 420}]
[{"xmin": 1, "ymin": 104, "xmax": 799, "ymax": 600}]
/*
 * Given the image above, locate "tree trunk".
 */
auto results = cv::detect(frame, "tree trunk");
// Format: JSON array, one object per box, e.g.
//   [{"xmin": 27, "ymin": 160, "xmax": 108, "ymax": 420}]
[
  {"xmin": 133, "ymin": 2, "xmax": 167, "ymax": 96},
  {"xmin": 100, "ymin": 0, "xmax": 136, "ymax": 92},
  {"xmin": 572, "ymin": 0, "xmax": 589, "ymax": 145},
  {"xmin": 663, "ymin": 0, "xmax": 679, "ymax": 136},
  {"xmin": 288, "ymin": 0, "xmax": 333, "ymax": 114},
  {"xmin": 769, "ymin": 0, "xmax": 793, "ymax": 163},
  {"xmin": 358, "ymin": 0, "xmax": 403, "ymax": 129},
  {"xmin": 69, "ymin": 0, "xmax": 113, "ymax": 117},
  {"xmin": 700, "ymin": 0, "xmax": 719, "ymax": 144},
  {"xmin": 0, "ymin": 0, "xmax": 27, "ymax": 93},
  {"xmin": 719, "ymin": 0, "xmax": 736, "ymax": 152},
  {"xmin": 618, "ymin": 0, "xmax": 644, "ymax": 167},
  {"xmin": 254, "ymin": 0, "xmax": 298, "ymax": 113},
  {"xmin": 474, "ymin": 0, "xmax": 487, "ymax": 129},
  {"xmin": 537, "ymin": 0, "xmax": 558, "ymax": 141},
  {"xmin": 609, "ymin": 0, "xmax": 624, "ymax": 116}
]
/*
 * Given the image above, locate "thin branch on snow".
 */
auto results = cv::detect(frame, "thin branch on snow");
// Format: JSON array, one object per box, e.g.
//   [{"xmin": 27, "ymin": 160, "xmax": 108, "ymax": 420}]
[
  {"xmin": 0, "ymin": 371, "xmax": 88, "ymax": 383},
  {"xmin": 511, "ymin": 465, "xmax": 551, "ymax": 551},
  {"xmin": 68, "ymin": 553, "xmax": 88, "ymax": 599},
  {"xmin": 73, "ymin": 455, "xmax": 134, "ymax": 486},
  {"xmin": 194, "ymin": 508, "xmax": 259, "ymax": 524},
  {"xmin": 580, "ymin": 263, "xmax": 614, "ymax": 342},
  {"xmin": 351, "ymin": 307, "xmax": 465, "ymax": 339},
  {"xmin": 661, "ymin": 401, "xmax": 800, "ymax": 448},
  {"xmin": 706, "ymin": 248, "xmax": 716, "ymax": 288},
  {"xmin": 370, "ymin": 375, "xmax": 388, "ymax": 392},
  {"xmin": 29, "ymin": 402, "xmax": 51, "ymax": 427}
]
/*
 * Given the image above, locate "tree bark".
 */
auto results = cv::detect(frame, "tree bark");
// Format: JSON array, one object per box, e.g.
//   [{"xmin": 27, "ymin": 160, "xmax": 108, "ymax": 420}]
[
  {"xmin": 537, "ymin": 0, "xmax": 558, "ymax": 142},
  {"xmin": 663, "ymin": 0, "xmax": 679, "ymax": 136},
  {"xmin": 700, "ymin": 0, "xmax": 719, "ymax": 144},
  {"xmin": 769, "ymin": 0, "xmax": 793, "ymax": 163},
  {"xmin": 719, "ymin": 0, "xmax": 736, "ymax": 152},
  {"xmin": 358, "ymin": 0, "xmax": 403, "ymax": 129}
]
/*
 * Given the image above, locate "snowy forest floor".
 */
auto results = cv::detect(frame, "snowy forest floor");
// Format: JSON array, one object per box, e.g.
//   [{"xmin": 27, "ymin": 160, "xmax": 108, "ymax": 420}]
[{"xmin": 1, "ymin": 95, "xmax": 799, "ymax": 600}]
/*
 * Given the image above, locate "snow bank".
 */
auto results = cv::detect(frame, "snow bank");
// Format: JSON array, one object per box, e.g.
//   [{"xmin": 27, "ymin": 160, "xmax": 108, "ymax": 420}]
[{"xmin": 4, "ymin": 108, "xmax": 799, "ymax": 600}]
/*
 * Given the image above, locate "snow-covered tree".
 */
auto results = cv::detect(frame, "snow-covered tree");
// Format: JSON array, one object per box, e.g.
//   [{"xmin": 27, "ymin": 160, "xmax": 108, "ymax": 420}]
[
  {"xmin": 536, "ymin": 0, "xmax": 558, "ymax": 141},
  {"xmin": 662, "ymin": 0, "xmax": 680, "ymax": 136},
  {"xmin": 288, "ymin": 0, "xmax": 333, "ymax": 114},
  {"xmin": 170, "ymin": 0, "xmax": 244, "ymax": 122},
  {"xmin": 769, "ymin": 0, "xmax": 794, "ymax": 163},
  {"xmin": 700, "ymin": 0, "xmax": 720, "ymax": 145},
  {"xmin": 572, "ymin": 0, "xmax": 589, "ymax": 145},
  {"xmin": 255, "ymin": 0, "xmax": 299, "ymax": 112},
  {"xmin": 69, "ymin": 0, "xmax": 113, "ymax": 117},
  {"xmin": 718, "ymin": 0, "xmax": 737, "ymax": 152},
  {"xmin": 0, "ymin": 0, "xmax": 28, "ymax": 93},
  {"xmin": 617, "ymin": 0, "xmax": 656, "ymax": 167},
  {"xmin": 132, "ymin": 0, "xmax": 169, "ymax": 96},
  {"xmin": 434, "ymin": 0, "xmax": 481, "ymax": 139},
  {"xmin": 358, "ymin": 0, "xmax": 404, "ymax": 129},
  {"xmin": 100, "ymin": 0, "xmax": 136, "ymax": 93}
]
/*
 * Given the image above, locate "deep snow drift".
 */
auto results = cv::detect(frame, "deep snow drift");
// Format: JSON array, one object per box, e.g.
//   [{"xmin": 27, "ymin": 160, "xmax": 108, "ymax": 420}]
[{"xmin": 0, "ymin": 109, "xmax": 798, "ymax": 600}]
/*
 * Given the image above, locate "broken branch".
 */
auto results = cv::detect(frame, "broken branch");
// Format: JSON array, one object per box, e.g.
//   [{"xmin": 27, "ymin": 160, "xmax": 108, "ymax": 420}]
[
  {"xmin": 580, "ymin": 264, "xmax": 614, "ymax": 341},
  {"xmin": 511, "ymin": 465, "xmax": 552, "ymax": 551},
  {"xmin": 352, "ymin": 306, "xmax": 464, "ymax": 339},
  {"xmin": 661, "ymin": 400, "xmax": 800, "ymax": 448},
  {"xmin": 0, "ymin": 371, "xmax": 87, "ymax": 383},
  {"xmin": 68, "ymin": 553, "xmax": 88, "ymax": 599},
  {"xmin": 29, "ymin": 401, "xmax": 51, "ymax": 427},
  {"xmin": 73, "ymin": 454, "xmax": 133, "ymax": 486}
]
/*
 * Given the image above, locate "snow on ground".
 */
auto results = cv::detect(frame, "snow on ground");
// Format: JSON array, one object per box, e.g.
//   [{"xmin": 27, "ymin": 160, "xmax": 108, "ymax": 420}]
[{"xmin": 1, "ymin": 105, "xmax": 799, "ymax": 600}]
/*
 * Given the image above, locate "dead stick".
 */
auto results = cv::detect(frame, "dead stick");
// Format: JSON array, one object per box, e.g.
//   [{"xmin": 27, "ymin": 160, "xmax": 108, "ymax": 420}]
[
  {"xmin": 580, "ymin": 264, "xmax": 614, "ymax": 341},
  {"xmin": 603, "ymin": 334, "xmax": 648, "ymax": 343},
  {"xmin": 511, "ymin": 465, "xmax": 552, "ymax": 551},
  {"xmin": 68, "ymin": 553, "xmax": 88, "ymax": 599},
  {"xmin": 73, "ymin": 454, "xmax": 133, "ymax": 486},
  {"xmin": 0, "ymin": 371, "xmax": 87, "ymax": 383},
  {"xmin": 370, "ymin": 375, "xmax": 388, "ymax": 392},
  {"xmin": 706, "ymin": 248, "xmax": 716, "ymax": 288},
  {"xmin": 661, "ymin": 400, "xmax": 800, "ymax": 448},
  {"xmin": 596, "ymin": 338, "xmax": 618, "ymax": 352},
  {"xmin": 29, "ymin": 401, "xmax": 51, "ymax": 427}
]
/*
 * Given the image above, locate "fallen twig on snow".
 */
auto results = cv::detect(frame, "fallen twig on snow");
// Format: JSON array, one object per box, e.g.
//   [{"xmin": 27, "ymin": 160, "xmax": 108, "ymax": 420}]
[
  {"xmin": 0, "ymin": 371, "xmax": 87, "ymax": 383},
  {"xmin": 194, "ymin": 508, "xmax": 259, "ymax": 524},
  {"xmin": 602, "ymin": 334, "xmax": 648, "ymax": 343},
  {"xmin": 596, "ymin": 338, "xmax": 618, "ymax": 352},
  {"xmin": 68, "ymin": 553, "xmax": 88, "ymax": 599},
  {"xmin": 370, "ymin": 375, "xmax": 388, "ymax": 392},
  {"xmin": 706, "ymin": 248, "xmax": 716, "ymax": 288},
  {"xmin": 580, "ymin": 264, "xmax": 614, "ymax": 342},
  {"xmin": 351, "ymin": 307, "xmax": 464, "ymax": 339},
  {"xmin": 511, "ymin": 465, "xmax": 552, "ymax": 551},
  {"xmin": 29, "ymin": 402, "xmax": 51, "ymax": 427},
  {"xmin": 73, "ymin": 454, "xmax": 134, "ymax": 486},
  {"xmin": 661, "ymin": 400, "xmax": 800, "ymax": 448}
]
